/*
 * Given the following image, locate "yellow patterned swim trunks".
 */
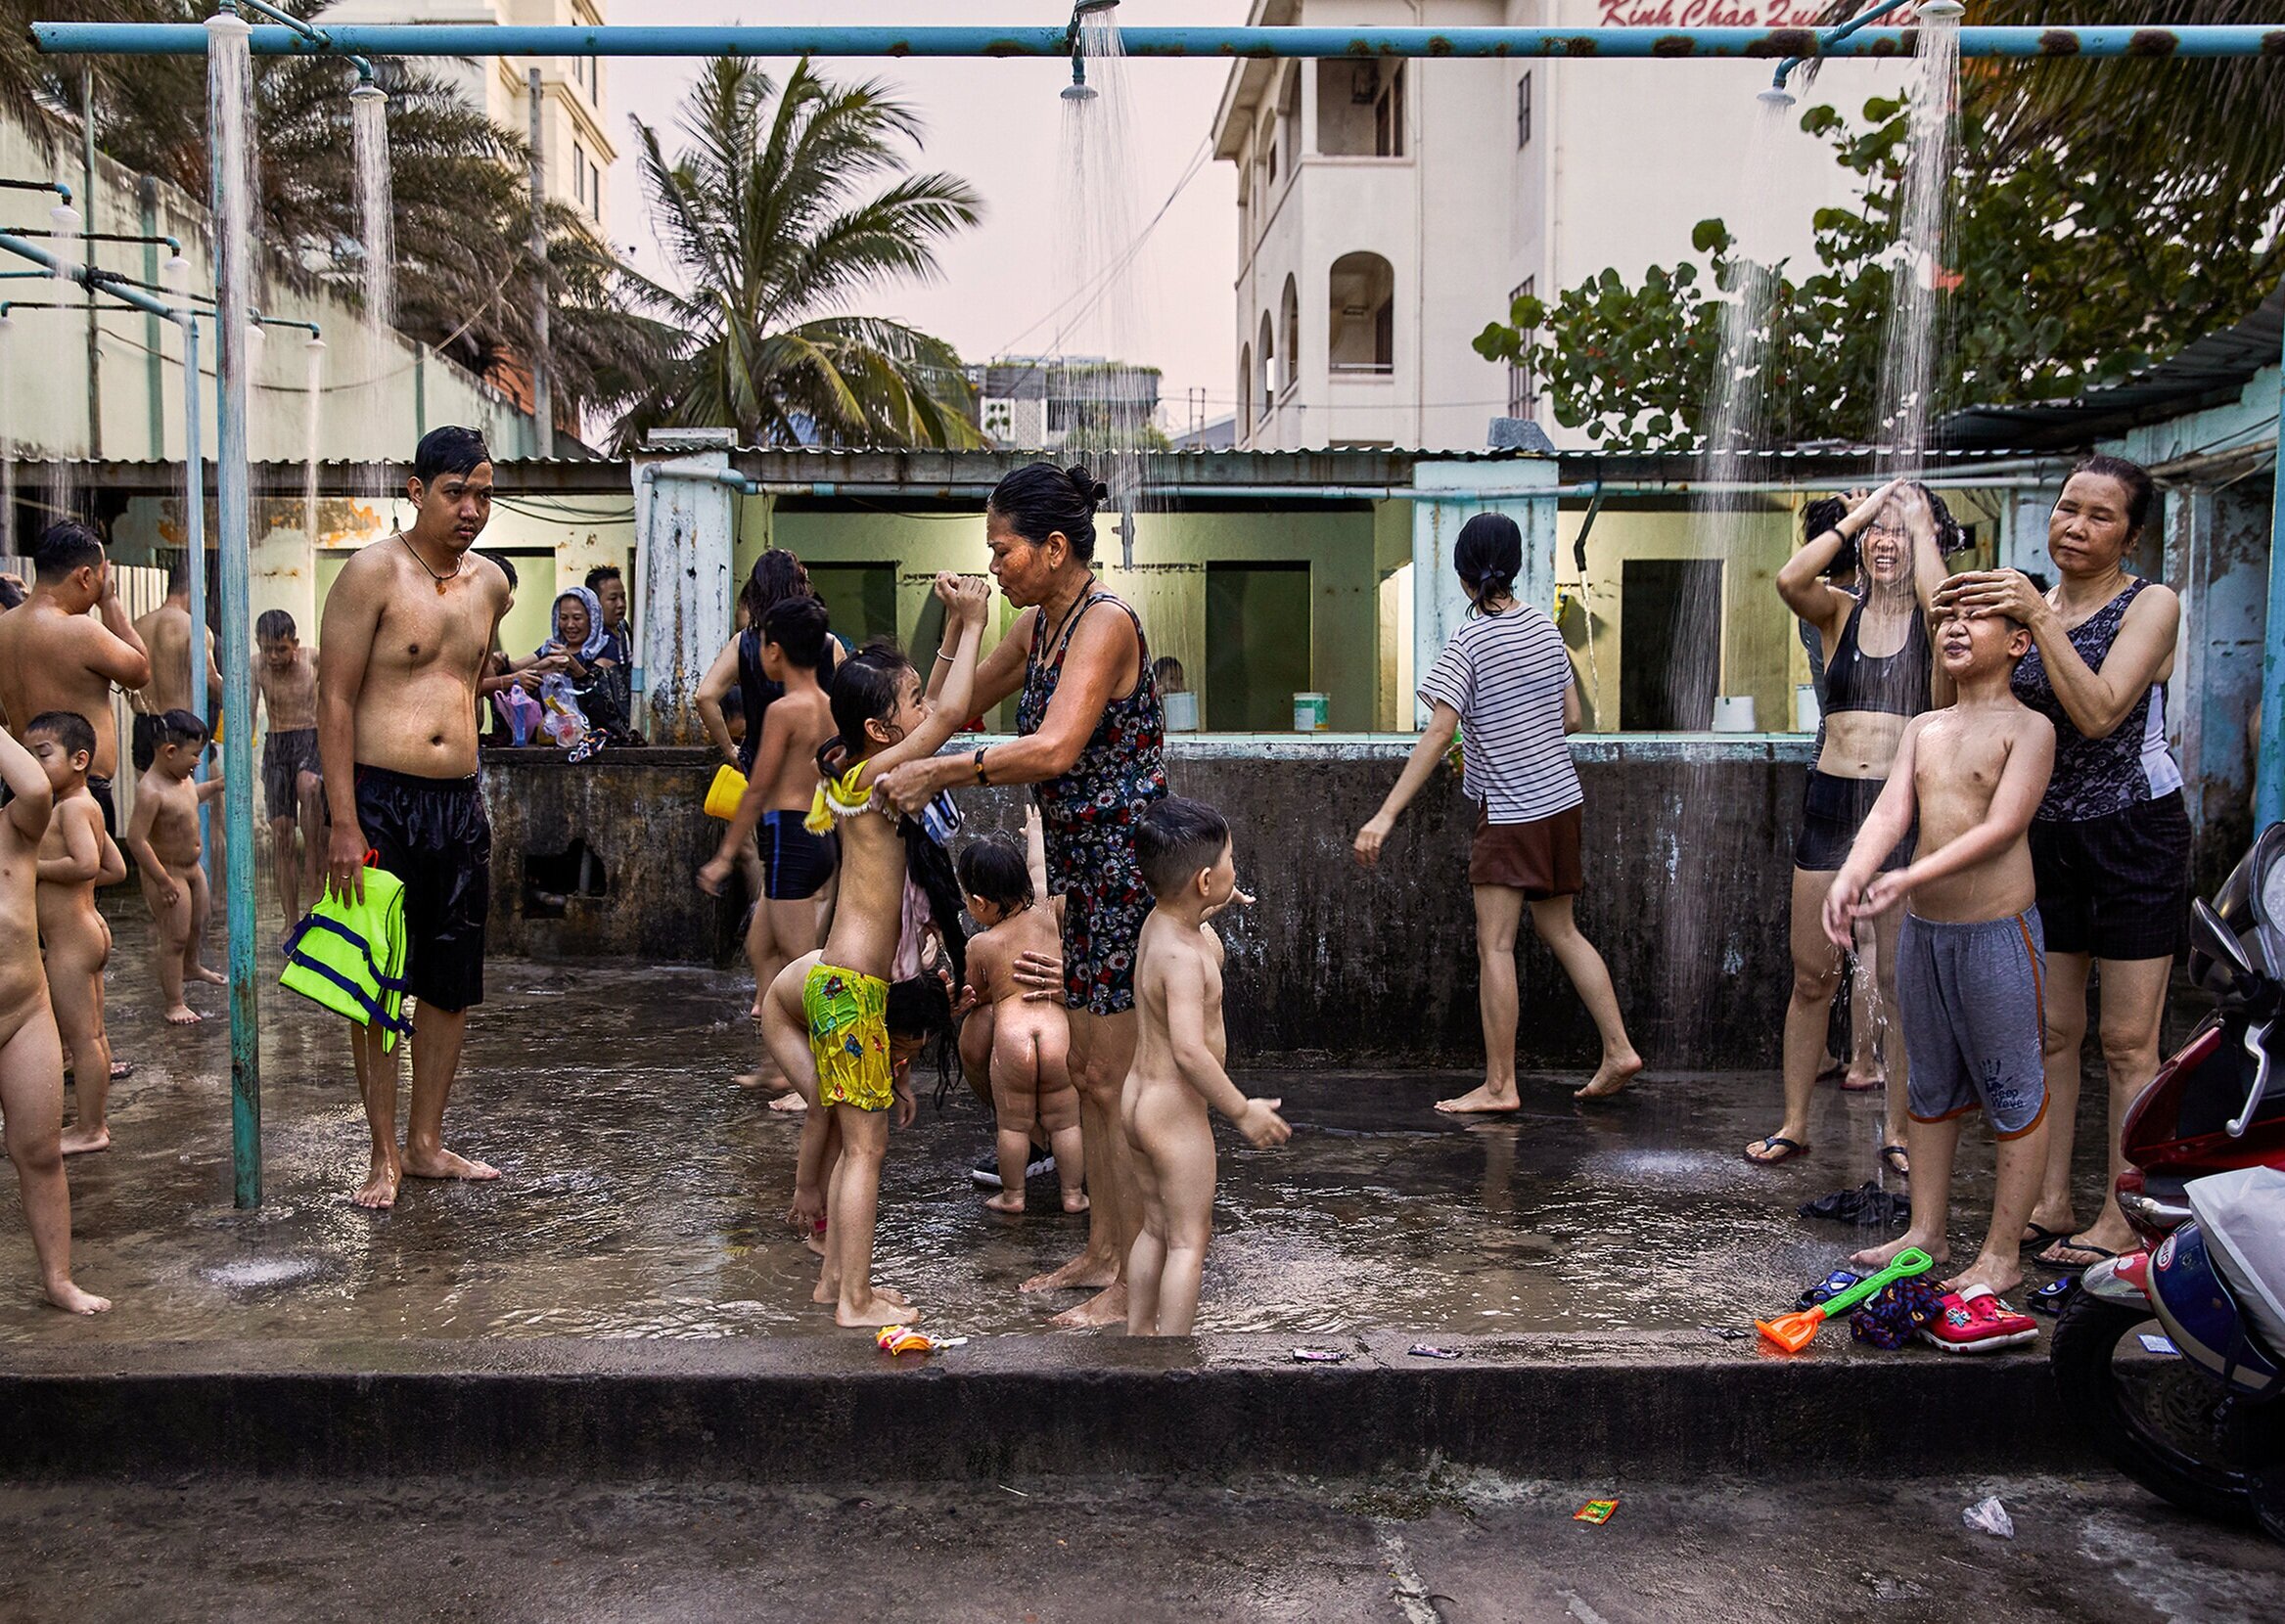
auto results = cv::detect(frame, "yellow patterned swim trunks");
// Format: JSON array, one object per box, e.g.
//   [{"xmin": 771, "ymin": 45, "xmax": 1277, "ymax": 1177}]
[{"xmin": 803, "ymin": 962, "xmax": 893, "ymax": 1111}]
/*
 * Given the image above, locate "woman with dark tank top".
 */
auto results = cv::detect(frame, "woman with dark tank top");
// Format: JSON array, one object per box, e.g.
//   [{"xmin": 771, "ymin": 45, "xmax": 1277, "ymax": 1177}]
[
  {"xmin": 1938, "ymin": 455, "xmax": 2184, "ymax": 1271},
  {"xmin": 879, "ymin": 463, "xmax": 1167, "ymax": 1331},
  {"xmin": 1750, "ymin": 480, "xmax": 1950, "ymax": 1172}
]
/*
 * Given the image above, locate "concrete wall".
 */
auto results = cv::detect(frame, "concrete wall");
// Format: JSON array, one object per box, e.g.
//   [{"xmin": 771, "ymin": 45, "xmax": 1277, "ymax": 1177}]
[{"xmin": 479, "ymin": 737, "xmax": 1814, "ymax": 1068}]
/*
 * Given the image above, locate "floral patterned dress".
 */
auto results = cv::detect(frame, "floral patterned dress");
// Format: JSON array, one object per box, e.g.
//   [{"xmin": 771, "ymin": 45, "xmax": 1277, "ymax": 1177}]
[{"xmin": 1016, "ymin": 591, "xmax": 1168, "ymax": 1015}]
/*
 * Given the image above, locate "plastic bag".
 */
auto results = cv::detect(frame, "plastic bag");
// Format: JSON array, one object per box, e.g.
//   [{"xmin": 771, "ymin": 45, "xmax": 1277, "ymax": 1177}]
[
  {"xmin": 538, "ymin": 674, "xmax": 589, "ymax": 748},
  {"xmin": 493, "ymin": 685, "xmax": 543, "ymax": 746},
  {"xmin": 1961, "ymin": 1496, "xmax": 2014, "ymax": 1539}
]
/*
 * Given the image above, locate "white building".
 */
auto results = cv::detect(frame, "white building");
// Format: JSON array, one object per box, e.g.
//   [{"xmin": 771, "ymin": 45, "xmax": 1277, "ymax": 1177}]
[
  {"xmin": 1211, "ymin": 0, "xmax": 1907, "ymax": 451},
  {"xmin": 974, "ymin": 356, "xmax": 1163, "ymax": 452},
  {"xmin": 324, "ymin": 0, "xmax": 616, "ymax": 238}
]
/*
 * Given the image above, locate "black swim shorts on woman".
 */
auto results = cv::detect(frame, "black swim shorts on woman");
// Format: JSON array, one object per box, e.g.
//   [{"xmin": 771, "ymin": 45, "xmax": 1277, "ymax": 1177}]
[{"xmin": 354, "ymin": 763, "xmax": 490, "ymax": 1012}]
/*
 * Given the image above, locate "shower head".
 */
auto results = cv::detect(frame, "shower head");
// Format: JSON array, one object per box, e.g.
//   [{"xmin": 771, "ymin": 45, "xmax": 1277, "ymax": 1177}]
[
  {"xmin": 347, "ymin": 81, "xmax": 387, "ymax": 108},
  {"xmin": 1061, "ymin": 82, "xmax": 1098, "ymax": 102},
  {"xmin": 1756, "ymin": 87, "xmax": 1797, "ymax": 110},
  {"xmin": 1919, "ymin": 0, "xmax": 1964, "ymax": 16}
]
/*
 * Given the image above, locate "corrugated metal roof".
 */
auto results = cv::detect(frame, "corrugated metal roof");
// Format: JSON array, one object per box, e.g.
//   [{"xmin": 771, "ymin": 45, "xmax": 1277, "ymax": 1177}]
[{"xmin": 1940, "ymin": 281, "xmax": 2285, "ymax": 453}]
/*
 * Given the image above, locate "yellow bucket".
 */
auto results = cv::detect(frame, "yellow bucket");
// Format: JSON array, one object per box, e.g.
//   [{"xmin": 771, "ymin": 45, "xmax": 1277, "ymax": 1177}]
[{"xmin": 704, "ymin": 763, "xmax": 747, "ymax": 820}]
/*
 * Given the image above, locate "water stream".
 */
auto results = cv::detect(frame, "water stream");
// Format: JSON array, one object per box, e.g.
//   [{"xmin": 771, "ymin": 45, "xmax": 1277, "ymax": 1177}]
[
  {"xmin": 301, "ymin": 335, "xmax": 324, "ymax": 544},
  {"xmin": 1054, "ymin": 5, "xmax": 1153, "ymax": 567},
  {"xmin": 1873, "ymin": 4, "xmax": 1962, "ymax": 469},
  {"xmin": 349, "ymin": 82, "xmax": 395, "ymax": 458},
  {"xmin": 0, "ymin": 311, "xmax": 14, "ymax": 554}
]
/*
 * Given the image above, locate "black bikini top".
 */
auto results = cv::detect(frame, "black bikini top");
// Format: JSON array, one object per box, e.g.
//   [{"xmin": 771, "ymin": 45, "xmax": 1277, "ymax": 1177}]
[{"xmin": 1822, "ymin": 597, "xmax": 1932, "ymax": 720}]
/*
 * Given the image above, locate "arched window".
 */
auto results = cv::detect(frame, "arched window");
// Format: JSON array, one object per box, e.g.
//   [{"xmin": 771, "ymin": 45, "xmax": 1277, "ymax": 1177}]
[
  {"xmin": 1279, "ymin": 274, "xmax": 1300, "ymax": 394},
  {"xmin": 1328, "ymin": 251, "xmax": 1395, "ymax": 375},
  {"xmin": 1238, "ymin": 342, "xmax": 1254, "ymax": 438},
  {"xmin": 1257, "ymin": 311, "xmax": 1276, "ymax": 420}
]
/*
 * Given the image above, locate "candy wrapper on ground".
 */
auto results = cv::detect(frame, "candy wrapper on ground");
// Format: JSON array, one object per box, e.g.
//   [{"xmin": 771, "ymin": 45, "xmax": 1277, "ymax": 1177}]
[{"xmin": 876, "ymin": 1325, "xmax": 968, "ymax": 1356}]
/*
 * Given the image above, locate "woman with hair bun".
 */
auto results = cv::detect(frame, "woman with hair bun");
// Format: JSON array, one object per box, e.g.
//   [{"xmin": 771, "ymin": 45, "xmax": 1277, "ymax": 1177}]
[
  {"xmin": 879, "ymin": 461, "xmax": 1168, "ymax": 1329},
  {"xmin": 1351, "ymin": 512, "xmax": 1642, "ymax": 1109}
]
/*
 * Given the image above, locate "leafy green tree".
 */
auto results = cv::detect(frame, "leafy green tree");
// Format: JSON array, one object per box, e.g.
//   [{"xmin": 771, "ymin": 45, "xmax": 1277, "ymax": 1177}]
[
  {"xmin": 1478, "ymin": 86, "xmax": 2285, "ymax": 450},
  {"xmin": 617, "ymin": 57, "xmax": 984, "ymax": 452}
]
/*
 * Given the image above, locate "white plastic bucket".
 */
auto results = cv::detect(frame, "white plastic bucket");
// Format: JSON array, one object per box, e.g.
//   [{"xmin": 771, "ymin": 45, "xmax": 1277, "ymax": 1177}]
[
  {"xmin": 1794, "ymin": 683, "xmax": 1821, "ymax": 734},
  {"xmin": 1711, "ymin": 695, "xmax": 1758, "ymax": 734},
  {"xmin": 1293, "ymin": 692, "xmax": 1330, "ymax": 732},
  {"xmin": 1163, "ymin": 691, "xmax": 1200, "ymax": 733}
]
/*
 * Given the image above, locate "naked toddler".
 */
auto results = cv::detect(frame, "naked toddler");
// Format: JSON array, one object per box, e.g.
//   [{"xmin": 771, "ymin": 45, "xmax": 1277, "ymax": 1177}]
[
  {"xmin": 1122, "ymin": 796, "xmax": 1288, "ymax": 1337},
  {"xmin": 957, "ymin": 810, "xmax": 1086, "ymax": 1216},
  {"xmin": 126, "ymin": 709, "xmax": 224, "ymax": 1024},
  {"xmin": 27, "ymin": 711, "xmax": 125, "ymax": 1153}
]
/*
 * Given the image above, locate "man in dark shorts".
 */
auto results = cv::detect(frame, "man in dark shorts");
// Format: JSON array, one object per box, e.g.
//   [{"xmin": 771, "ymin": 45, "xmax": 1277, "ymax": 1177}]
[{"xmin": 318, "ymin": 427, "xmax": 513, "ymax": 1210}]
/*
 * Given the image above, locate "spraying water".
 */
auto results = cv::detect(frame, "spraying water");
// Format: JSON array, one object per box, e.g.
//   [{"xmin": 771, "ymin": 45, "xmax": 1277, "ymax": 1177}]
[
  {"xmin": 1873, "ymin": 0, "xmax": 1962, "ymax": 469},
  {"xmin": 1053, "ymin": 3, "xmax": 1153, "ymax": 569},
  {"xmin": 1653, "ymin": 89, "xmax": 1799, "ymax": 1025},
  {"xmin": 301, "ymin": 335, "xmax": 324, "ymax": 544},
  {"xmin": 349, "ymin": 82, "xmax": 395, "ymax": 448}
]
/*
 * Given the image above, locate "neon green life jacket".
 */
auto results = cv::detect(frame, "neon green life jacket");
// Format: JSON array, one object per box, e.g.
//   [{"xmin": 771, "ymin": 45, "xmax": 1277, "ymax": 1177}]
[{"xmin": 278, "ymin": 865, "xmax": 411, "ymax": 1051}]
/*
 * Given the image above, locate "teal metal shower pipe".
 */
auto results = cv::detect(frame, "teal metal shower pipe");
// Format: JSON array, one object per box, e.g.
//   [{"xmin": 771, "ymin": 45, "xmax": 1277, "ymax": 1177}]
[
  {"xmin": 1771, "ymin": 0, "xmax": 1928, "ymax": 93},
  {"xmin": 30, "ymin": 23, "xmax": 2285, "ymax": 61}
]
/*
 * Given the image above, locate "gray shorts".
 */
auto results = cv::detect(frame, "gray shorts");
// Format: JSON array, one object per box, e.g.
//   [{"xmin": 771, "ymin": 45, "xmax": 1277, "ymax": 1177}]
[{"xmin": 1897, "ymin": 909, "xmax": 2049, "ymax": 1140}]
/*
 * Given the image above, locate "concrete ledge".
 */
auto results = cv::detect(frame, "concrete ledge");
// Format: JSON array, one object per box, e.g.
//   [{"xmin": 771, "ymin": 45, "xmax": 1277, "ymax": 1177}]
[{"xmin": 0, "ymin": 1333, "xmax": 2079, "ymax": 1482}]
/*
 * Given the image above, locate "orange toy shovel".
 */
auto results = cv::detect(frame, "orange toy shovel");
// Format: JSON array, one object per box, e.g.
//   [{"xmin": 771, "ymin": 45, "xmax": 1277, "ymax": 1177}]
[{"xmin": 1755, "ymin": 1247, "xmax": 1934, "ymax": 1353}]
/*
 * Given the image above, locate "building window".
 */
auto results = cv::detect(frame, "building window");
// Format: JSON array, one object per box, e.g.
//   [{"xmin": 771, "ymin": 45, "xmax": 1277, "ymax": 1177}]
[
  {"xmin": 1238, "ymin": 342, "xmax": 1254, "ymax": 438},
  {"xmin": 1506, "ymin": 278, "xmax": 1535, "ymax": 418},
  {"xmin": 1329, "ymin": 252, "xmax": 1395, "ymax": 375},
  {"xmin": 1278, "ymin": 275, "xmax": 1300, "ymax": 395},
  {"xmin": 572, "ymin": 141, "xmax": 588, "ymax": 208},
  {"xmin": 1374, "ymin": 63, "xmax": 1405, "ymax": 158},
  {"xmin": 1257, "ymin": 311, "xmax": 1275, "ymax": 421},
  {"xmin": 1517, "ymin": 73, "xmax": 1531, "ymax": 149},
  {"xmin": 1318, "ymin": 61, "xmax": 1406, "ymax": 158},
  {"xmin": 588, "ymin": 158, "xmax": 602, "ymax": 219}
]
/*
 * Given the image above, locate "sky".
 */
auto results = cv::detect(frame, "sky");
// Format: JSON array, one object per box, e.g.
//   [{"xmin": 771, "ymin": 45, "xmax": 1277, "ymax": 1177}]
[{"xmin": 603, "ymin": 1, "xmax": 1252, "ymax": 435}]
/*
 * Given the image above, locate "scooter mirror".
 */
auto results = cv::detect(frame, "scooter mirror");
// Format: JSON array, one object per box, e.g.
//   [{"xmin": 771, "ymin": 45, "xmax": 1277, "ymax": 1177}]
[{"xmin": 2193, "ymin": 897, "xmax": 2255, "ymax": 981}]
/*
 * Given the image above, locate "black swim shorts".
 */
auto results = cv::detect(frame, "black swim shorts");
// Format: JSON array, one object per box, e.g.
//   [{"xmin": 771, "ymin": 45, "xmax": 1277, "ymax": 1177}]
[
  {"xmin": 757, "ymin": 809, "xmax": 836, "ymax": 901},
  {"xmin": 354, "ymin": 763, "xmax": 490, "ymax": 1013},
  {"xmin": 86, "ymin": 773, "xmax": 115, "ymax": 837},
  {"xmin": 2028, "ymin": 789, "xmax": 2189, "ymax": 962},
  {"xmin": 262, "ymin": 727, "xmax": 322, "ymax": 824}
]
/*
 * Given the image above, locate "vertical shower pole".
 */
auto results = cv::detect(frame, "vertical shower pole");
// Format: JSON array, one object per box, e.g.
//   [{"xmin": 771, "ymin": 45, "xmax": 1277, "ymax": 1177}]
[
  {"xmin": 2257, "ymin": 316, "xmax": 2285, "ymax": 832},
  {"xmin": 182, "ymin": 314, "xmax": 208, "ymax": 877},
  {"xmin": 208, "ymin": 8, "xmax": 262, "ymax": 1207}
]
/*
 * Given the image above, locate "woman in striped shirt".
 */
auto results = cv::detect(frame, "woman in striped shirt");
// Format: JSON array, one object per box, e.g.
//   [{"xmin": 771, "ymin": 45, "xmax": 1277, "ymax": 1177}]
[{"xmin": 1354, "ymin": 514, "xmax": 1642, "ymax": 1109}]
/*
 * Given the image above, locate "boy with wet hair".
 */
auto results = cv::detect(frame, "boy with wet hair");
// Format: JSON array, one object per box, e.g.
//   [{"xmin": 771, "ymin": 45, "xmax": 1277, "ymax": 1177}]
[
  {"xmin": 1124, "ymin": 795, "xmax": 1289, "ymax": 1336},
  {"xmin": 1829, "ymin": 607, "xmax": 2057, "ymax": 1318},
  {"xmin": 126, "ymin": 709, "xmax": 225, "ymax": 1025},
  {"xmin": 798, "ymin": 575, "xmax": 989, "ymax": 1326},
  {"xmin": 0, "ymin": 723, "xmax": 110, "ymax": 1311},
  {"xmin": 254, "ymin": 608, "xmax": 324, "ymax": 926},
  {"xmin": 958, "ymin": 810, "xmax": 1086, "ymax": 1217},
  {"xmin": 27, "ymin": 712, "xmax": 126, "ymax": 1154}
]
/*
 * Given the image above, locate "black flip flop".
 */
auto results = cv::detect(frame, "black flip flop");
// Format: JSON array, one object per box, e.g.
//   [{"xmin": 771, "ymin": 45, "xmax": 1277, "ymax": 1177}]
[
  {"xmin": 1745, "ymin": 1135, "xmax": 1809, "ymax": 1166},
  {"xmin": 2021, "ymin": 1222, "xmax": 2068, "ymax": 1251},
  {"xmin": 2035, "ymin": 1237, "xmax": 2119, "ymax": 1271},
  {"xmin": 1879, "ymin": 1144, "xmax": 1910, "ymax": 1178}
]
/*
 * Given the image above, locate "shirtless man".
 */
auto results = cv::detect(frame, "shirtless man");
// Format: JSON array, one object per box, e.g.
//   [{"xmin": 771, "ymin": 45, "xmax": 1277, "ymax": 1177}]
[
  {"xmin": 0, "ymin": 522, "xmax": 154, "ymax": 837},
  {"xmin": 319, "ymin": 426, "xmax": 512, "ymax": 1210},
  {"xmin": 130, "ymin": 557, "xmax": 222, "ymax": 777},
  {"xmin": 253, "ymin": 609, "xmax": 323, "ymax": 925}
]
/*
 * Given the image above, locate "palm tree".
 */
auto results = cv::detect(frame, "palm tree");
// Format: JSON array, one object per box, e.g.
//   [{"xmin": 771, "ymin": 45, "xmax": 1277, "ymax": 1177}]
[{"xmin": 617, "ymin": 57, "xmax": 984, "ymax": 452}]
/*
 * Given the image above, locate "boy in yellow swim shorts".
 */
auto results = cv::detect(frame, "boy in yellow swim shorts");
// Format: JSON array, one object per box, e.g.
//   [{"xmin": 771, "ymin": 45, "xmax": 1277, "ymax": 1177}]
[{"xmin": 800, "ymin": 578, "xmax": 988, "ymax": 1328}]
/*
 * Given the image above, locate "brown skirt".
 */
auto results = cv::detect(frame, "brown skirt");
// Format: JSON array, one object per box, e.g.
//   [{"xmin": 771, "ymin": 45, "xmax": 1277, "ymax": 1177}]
[{"xmin": 1469, "ymin": 803, "xmax": 1583, "ymax": 898}]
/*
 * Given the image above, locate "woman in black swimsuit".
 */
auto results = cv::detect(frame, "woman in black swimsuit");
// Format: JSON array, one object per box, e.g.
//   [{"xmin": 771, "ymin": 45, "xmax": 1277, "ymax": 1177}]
[
  {"xmin": 1751, "ymin": 480, "xmax": 1949, "ymax": 1171},
  {"xmin": 1938, "ymin": 455, "xmax": 2184, "ymax": 1270}
]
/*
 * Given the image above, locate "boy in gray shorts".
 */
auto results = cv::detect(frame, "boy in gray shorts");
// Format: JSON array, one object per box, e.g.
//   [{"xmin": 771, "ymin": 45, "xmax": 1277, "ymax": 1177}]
[{"xmin": 1823, "ymin": 606, "xmax": 2056, "ymax": 1300}]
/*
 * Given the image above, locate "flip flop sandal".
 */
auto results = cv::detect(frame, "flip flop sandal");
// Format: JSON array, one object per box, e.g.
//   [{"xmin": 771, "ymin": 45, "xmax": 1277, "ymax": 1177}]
[
  {"xmin": 1745, "ymin": 1135, "xmax": 1809, "ymax": 1165},
  {"xmin": 1816, "ymin": 1057, "xmax": 1848, "ymax": 1085},
  {"xmin": 1840, "ymin": 1072, "xmax": 1886, "ymax": 1093},
  {"xmin": 1879, "ymin": 1144, "xmax": 1911, "ymax": 1178},
  {"xmin": 2027, "ymin": 1275, "xmax": 2078, "ymax": 1317},
  {"xmin": 2035, "ymin": 1238, "xmax": 2119, "ymax": 1272},
  {"xmin": 110, "ymin": 1060, "xmax": 134, "ymax": 1080},
  {"xmin": 2020, "ymin": 1222, "xmax": 2069, "ymax": 1251}
]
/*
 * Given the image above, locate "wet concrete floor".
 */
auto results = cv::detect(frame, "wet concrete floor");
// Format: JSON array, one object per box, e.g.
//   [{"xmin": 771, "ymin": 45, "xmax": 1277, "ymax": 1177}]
[
  {"xmin": 0, "ymin": 897, "xmax": 2110, "ymax": 1344},
  {"xmin": 0, "ymin": 1467, "xmax": 2272, "ymax": 1623}
]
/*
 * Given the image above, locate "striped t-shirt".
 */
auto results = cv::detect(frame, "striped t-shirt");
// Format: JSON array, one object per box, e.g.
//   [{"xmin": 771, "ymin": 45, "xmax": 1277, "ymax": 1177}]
[{"xmin": 1417, "ymin": 604, "xmax": 1582, "ymax": 825}]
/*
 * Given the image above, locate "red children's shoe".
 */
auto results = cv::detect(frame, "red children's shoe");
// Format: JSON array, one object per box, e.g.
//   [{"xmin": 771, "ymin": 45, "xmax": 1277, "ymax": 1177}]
[{"xmin": 1919, "ymin": 1285, "xmax": 2040, "ymax": 1354}]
